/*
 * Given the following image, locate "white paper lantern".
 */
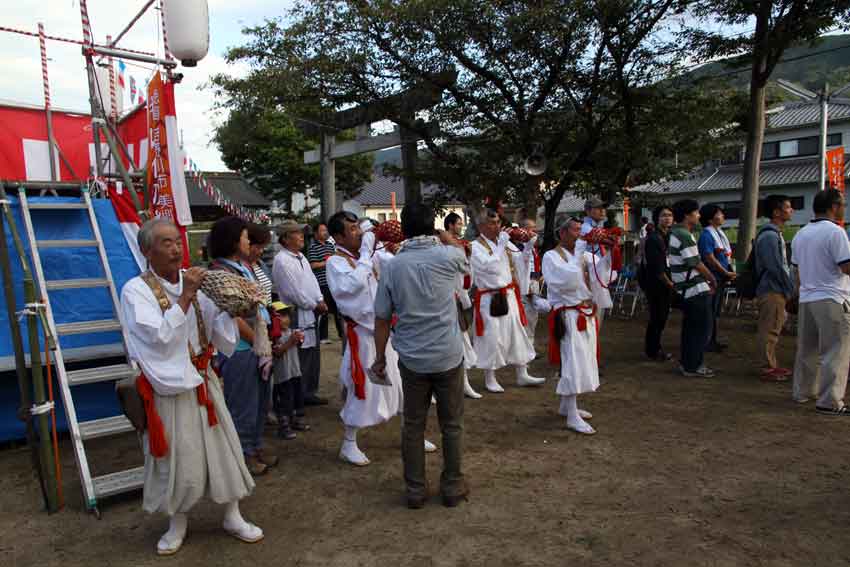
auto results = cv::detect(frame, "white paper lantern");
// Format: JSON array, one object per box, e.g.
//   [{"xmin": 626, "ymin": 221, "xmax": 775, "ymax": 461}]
[{"xmin": 162, "ymin": 0, "xmax": 209, "ymax": 67}]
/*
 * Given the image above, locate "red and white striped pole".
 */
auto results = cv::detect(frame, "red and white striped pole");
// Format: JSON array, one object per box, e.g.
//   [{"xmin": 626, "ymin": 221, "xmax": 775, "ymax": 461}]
[
  {"xmin": 38, "ymin": 23, "xmax": 51, "ymax": 109},
  {"xmin": 38, "ymin": 22, "xmax": 58, "ymax": 185},
  {"xmin": 79, "ymin": 0, "xmax": 93, "ymax": 47},
  {"xmin": 106, "ymin": 34, "xmax": 117, "ymax": 121},
  {"xmin": 159, "ymin": 0, "xmax": 173, "ymax": 61}
]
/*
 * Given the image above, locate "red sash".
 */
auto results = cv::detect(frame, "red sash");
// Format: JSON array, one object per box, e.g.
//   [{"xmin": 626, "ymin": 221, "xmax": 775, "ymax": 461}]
[
  {"xmin": 136, "ymin": 344, "xmax": 218, "ymax": 459},
  {"xmin": 547, "ymin": 304, "xmax": 598, "ymax": 366},
  {"xmin": 473, "ymin": 282, "xmax": 528, "ymax": 337},
  {"xmin": 345, "ymin": 320, "xmax": 367, "ymax": 400}
]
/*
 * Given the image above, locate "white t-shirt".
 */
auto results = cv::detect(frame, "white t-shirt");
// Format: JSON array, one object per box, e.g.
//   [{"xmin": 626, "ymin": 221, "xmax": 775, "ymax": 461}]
[{"xmin": 791, "ymin": 219, "xmax": 850, "ymax": 304}]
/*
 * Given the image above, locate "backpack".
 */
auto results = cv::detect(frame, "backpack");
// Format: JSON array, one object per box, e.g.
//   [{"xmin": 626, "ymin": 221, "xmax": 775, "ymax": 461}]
[{"xmin": 734, "ymin": 228, "xmax": 780, "ymax": 300}]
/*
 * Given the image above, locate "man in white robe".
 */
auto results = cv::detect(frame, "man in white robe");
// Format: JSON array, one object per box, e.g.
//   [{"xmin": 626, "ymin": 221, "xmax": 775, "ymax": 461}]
[
  {"xmin": 543, "ymin": 217, "xmax": 599, "ymax": 435},
  {"xmin": 443, "ymin": 213, "xmax": 482, "ymax": 399},
  {"xmin": 512, "ymin": 219, "xmax": 543, "ymax": 352},
  {"xmin": 580, "ymin": 197, "xmax": 615, "ymax": 327},
  {"xmin": 470, "ymin": 209, "xmax": 544, "ymax": 392},
  {"xmin": 326, "ymin": 212, "xmax": 435, "ymax": 465},
  {"xmin": 121, "ymin": 219, "xmax": 262, "ymax": 556}
]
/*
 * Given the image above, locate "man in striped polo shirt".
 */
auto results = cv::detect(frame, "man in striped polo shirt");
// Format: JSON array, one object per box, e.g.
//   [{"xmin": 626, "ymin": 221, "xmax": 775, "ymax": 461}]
[
  {"xmin": 308, "ymin": 223, "xmax": 343, "ymax": 344},
  {"xmin": 669, "ymin": 199, "xmax": 717, "ymax": 378}
]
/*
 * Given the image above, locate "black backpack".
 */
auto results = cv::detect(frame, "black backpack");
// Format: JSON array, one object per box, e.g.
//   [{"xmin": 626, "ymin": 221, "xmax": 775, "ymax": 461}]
[{"xmin": 734, "ymin": 228, "xmax": 780, "ymax": 300}]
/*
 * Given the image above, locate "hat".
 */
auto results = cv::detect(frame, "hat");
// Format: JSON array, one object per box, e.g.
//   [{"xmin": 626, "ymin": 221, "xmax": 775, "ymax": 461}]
[
  {"xmin": 270, "ymin": 301, "xmax": 291, "ymax": 312},
  {"xmin": 584, "ymin": 197, "xmax": 606, "ymax": 210},
  {"xmin": 554, "ymin": 216, "xmax": 578, "ymax": 234},
  {"xmin": 277, "ymin": 220, "xmax": 306, "ymax": 235}
]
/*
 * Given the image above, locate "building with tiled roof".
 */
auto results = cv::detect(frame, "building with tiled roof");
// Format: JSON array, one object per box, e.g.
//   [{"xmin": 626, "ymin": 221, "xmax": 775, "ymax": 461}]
[
  {"xmin": 343, "ymin": 170, "xmax": 467, "ymax": 228},
  {"xmin": 630, "ymin": 98, "xmax": 850, "ymax": 227},
  {"xmin": 183, "ymin": 171, "xmax": 271, "ymax": 221}
]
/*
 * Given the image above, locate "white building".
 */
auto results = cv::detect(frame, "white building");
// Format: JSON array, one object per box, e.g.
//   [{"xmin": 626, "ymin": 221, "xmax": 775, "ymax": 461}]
[{"xmin": 630, "ymin": 98, "xmax": 850, "ymax": 227}]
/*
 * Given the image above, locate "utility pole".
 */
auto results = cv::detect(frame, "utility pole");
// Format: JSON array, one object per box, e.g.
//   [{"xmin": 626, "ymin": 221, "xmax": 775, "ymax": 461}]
[{"xmin": 776, "ymin": 79, "xmax": 850, "ymax": 191}]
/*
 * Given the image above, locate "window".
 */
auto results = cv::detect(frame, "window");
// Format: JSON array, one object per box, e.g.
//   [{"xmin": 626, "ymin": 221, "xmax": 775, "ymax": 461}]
[
  {"xmin": 762, "ymin": 142, "xmax": 779, "ymax": 160},
  {"xmin": 763, "ymin": 133, "xmax": 844, "ymax": 161},
  {"xmin": 779, "ymin": 140, "xmax": 799, "ymax": 157},
  {"xmin": 378, "ymin": 213, "xmax": 387, "ymax": 222}
]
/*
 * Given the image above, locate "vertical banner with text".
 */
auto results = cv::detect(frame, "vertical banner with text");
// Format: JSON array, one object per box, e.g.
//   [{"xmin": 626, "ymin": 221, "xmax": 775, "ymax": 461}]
[
  {"xmin": 145, "ymin": 72, "xmax": 192, "ymax": 267},
  {"xmin": 827, "ymin": 146, "xmax": 846, "ymax": 193}
]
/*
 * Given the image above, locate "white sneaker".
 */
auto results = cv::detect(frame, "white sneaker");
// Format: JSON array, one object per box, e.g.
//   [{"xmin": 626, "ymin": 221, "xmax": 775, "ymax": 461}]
[
  {"xmin": 578, "ymin": 409, "xmax": 593, "ymax": 420},
  {"xmin": 566, "ymin": 419, "xmax": 596, "ymax": 435},
  {"xmin": 424, "ymin": 439, "xmax": 438, "ymax": 453},
  {"xmin": 320, "ymin": 339, "xmax": 332, "ymax": 345},
  {"xmin": 464, "ymin": 379, "xmax": 482, "ymax": 399},
  {"xmin": 156, "ymin": 514, "xmax": 187, "ymax": 556},
  {"xmin": 339, "ymin": 441, "xmax": 370, "ymax": 466},
  {"xmin": 485, "ymin": 372, "xmax": 504, "ymax": 393},
  {"xmin": 223, "ymin": 519, "xmax": 264, "ymax": 544},
  {"xmin": 516, "ymin": 374, "xmax": 545, "ymax": 387}
]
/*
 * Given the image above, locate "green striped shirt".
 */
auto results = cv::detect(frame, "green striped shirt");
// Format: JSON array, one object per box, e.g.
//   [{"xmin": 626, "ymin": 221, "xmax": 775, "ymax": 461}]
[{"xmin": 669, "ymin": 225, "xmax": 710, "ymax": 299}]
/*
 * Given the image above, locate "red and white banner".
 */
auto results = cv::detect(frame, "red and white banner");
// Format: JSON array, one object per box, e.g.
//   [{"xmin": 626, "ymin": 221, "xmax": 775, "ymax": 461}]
[
  {"xmin": 827, "ymin": 146, "xmax": 845, "ymax": 193},
  {"xmin": 145, "ymin": 72, "xmax": 192, "ymax": 228},
  {"xmin": 0, "ymin": 105, "xmax": 93, "ymax": 181}
]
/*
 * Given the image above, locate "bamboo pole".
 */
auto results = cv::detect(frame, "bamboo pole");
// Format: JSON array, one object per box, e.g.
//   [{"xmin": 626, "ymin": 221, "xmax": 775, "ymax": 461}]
[
  {"xmin": 0, "ymin": 187, "xmax": 48, "ymax": 509},
  {"xmin": 1, "ymin": 185, "xmax": 59, "ymax": 512}
]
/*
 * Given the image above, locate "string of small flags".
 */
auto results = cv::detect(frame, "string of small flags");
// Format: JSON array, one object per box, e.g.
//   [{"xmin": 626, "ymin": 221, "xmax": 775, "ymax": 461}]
[{"xmin": 185, "ymin": 156, "xmax": 270, "ymax": 224}]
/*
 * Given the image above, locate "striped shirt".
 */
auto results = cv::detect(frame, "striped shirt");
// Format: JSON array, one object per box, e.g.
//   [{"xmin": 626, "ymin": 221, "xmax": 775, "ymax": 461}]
[
  {"xmin": 252, "ymin": 262, "xmax": 273, "ymax": 304},
  {"xmin": 669, "ymin": 225, "xmax": 710, "ymax": 299},
  {"xmin": 307, "ymin": 239, "xmax": 335, "ymax": 287}
]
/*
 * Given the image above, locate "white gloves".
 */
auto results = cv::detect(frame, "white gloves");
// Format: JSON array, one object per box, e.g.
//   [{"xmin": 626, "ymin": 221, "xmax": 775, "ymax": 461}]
[{"xmin": 497, "ymin": 231, "xmax": 511, "ymax": 247}]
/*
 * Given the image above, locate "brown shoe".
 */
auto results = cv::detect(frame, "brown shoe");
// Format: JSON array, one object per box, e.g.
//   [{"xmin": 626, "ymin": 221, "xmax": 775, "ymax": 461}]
[
  {"xmin": 407, "ymin": 495, "xmax": 426, "ymax": 509},
  {"xmin": 256, "ymin": 448, "xmax": 279, "ymax": 468},
  {"xmin": 245, "ymin": 455, "xmax": 268, "ymax": 476},
  {"xmin": 442, "ymin": 486, "xmax": 470, "ymax": 508}
]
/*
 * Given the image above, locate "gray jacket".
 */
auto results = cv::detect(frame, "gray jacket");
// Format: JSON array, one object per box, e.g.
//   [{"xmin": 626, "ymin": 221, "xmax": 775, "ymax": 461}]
[{"xmin": 755, "ymin": 223, "xmax": 794, "ymax": 298}]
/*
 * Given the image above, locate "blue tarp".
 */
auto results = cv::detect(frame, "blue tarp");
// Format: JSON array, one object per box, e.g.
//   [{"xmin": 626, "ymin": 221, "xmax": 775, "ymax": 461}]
[{"xmin": 0, "ymin": 196, "xmax": 141, "ymax": 442}]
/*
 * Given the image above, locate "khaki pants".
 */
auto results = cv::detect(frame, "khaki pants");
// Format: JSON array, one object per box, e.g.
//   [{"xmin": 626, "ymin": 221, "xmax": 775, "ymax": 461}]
[
  {"xmin": 756, "ymin": 292, "xmax": 787, "ymax": 369},
  {"xmin": 399, "ymin": 362, "xmax": 465, "ymax": 499},
  {"xmin": 793, "ymin": 299, "xmax": 850, "ymax": 408}
]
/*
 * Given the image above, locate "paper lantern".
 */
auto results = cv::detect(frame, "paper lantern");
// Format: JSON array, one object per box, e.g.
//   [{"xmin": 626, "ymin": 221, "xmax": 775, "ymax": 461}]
[{"xmin": 162, "ymin": 0, "xmax": 210, "ymax": 67}]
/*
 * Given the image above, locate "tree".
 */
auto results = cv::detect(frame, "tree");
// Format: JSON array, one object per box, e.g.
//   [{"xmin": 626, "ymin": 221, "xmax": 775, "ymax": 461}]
[
  {"xmin": 687, "ymin": 0, "xmax": 850, "ymax": 261},
  {"xmin": 217, "ymin": 1, "xmax": 743, "ymax": 243}
]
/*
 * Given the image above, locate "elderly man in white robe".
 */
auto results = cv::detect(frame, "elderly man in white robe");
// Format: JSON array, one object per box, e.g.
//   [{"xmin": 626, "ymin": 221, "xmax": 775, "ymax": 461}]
[
  {"xmin": 470, "ymin": 209, "xmax": 544, "ymax": 392},
  {"xmin": 121, "ymin": 219, "xmax": 261, "ymax": 556},
  {"xmin": 325, "ymin": 211, "xmax": 436, "ymax": 465},
  {"xmin": 543, "ymin": 217, "xmax": 599, "ymax": 435}
]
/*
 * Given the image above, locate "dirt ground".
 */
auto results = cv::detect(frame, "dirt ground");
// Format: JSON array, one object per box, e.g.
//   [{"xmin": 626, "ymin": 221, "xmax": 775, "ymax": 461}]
[{"xmin": 1, "ymin": 311, "xmax": 848, "ymax": 567}]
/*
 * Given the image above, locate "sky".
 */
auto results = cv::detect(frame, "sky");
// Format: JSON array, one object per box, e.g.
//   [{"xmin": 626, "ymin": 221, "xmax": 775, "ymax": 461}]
[{"xmin": 0, "ymin": 0, "xmax": 295, "ymax": 171}]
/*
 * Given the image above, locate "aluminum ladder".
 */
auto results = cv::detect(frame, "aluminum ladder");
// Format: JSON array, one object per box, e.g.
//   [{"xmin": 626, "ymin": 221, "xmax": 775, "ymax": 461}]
[{"xmin": 17, "ymin": 185, "xmax": 142, "ymax": 515}]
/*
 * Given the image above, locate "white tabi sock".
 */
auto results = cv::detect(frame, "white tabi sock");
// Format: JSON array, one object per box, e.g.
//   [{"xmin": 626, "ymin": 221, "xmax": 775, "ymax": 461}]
[
  {"xmin": 156, "ymin": 513, "xmax": 187, "ymax": 555},
  {"xmin": 464, "ymin": 368, "xmax": 482, "ymax": 399},
  {"xmin": 222, "ymin": 501, "xmax": 263, "ymax": 543},
  {"xmin": 515, "ymin": 365, "xmax": 545, "ymax": 386},
  {"xmin": 561, "ymin": 395, "xmax": 595, "ymax": 434},
  {"xmin": 340, "ymin": 426, "xmax": 370, "ymax": 465},
  {"xmin": 484, "ymin": 369, "xmax": 504, "ymax": 393}
]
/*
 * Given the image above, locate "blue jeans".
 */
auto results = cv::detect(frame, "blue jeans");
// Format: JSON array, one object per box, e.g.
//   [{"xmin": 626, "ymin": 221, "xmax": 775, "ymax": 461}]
[
  {"xmin": 218, "ymin": 350, "xmax": 268, "ymax": 457},
  {"xmin": 681, "ymin": 293, "xmax": 713, "ymax": 372}
]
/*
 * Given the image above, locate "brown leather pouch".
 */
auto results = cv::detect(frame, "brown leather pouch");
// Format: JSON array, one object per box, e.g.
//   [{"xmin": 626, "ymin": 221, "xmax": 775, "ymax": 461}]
[
  {"xmin": 490, "ymin": 290, "xmax": 509, "ymax": 317},
  {"xmin": 115, "ymin": 377, "xmax": 146, "ymax": 432}
]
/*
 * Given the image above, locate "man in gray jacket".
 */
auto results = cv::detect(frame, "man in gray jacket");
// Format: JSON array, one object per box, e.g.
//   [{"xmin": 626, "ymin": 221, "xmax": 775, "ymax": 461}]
[{"xmin": 755, "ymin": 195, "xmax": 795, "ymax": 381}]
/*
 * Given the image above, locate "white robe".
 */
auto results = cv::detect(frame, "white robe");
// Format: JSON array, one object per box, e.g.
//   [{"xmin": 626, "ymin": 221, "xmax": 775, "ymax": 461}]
[
  {"xmin": 121, "ymin": 272, "xmax": 254, "ymax": 515},
  {"xmin": 455, "ymin": 265, "xmax": 478, "ymax": 369},
  {"xmin": 470, "ymin": 235, "xmax": 535, "ymax": 369},
  {"xmin": 542, "ymin": 248, "xmax": 599, "ymax": 397},
  {"xmin": 326, "ymin": 248, "xmax": 403, "ymax": 428}
]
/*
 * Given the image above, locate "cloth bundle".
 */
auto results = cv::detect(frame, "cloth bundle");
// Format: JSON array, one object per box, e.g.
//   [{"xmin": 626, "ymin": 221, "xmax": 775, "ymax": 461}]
[
  {"xmin": 508, "ymin": 227, "xmax": 534, "ymax": 243},
  {"xmin": 200, "ymin": 270, "xmax": 271, "ymax": 358},
  {"xmin": 582, "ymin": 226, "xmax": 623, "ymax": 246},
  {"xmin": 374, "ymin": 219, "xmax": 405, "ymax": 243}
]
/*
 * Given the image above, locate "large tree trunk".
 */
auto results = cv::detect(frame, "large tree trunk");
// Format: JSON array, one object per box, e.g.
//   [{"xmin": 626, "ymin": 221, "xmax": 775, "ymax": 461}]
[{"xmin": 737, "ymin": 2, "xmax": 772, "ymax": 264}]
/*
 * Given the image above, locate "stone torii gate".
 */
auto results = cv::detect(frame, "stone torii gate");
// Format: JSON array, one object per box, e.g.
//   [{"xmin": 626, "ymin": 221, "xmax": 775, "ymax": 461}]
[{"xmin": 301, "ymin": 71, "xmax": 456, "ymax": 220}]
